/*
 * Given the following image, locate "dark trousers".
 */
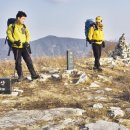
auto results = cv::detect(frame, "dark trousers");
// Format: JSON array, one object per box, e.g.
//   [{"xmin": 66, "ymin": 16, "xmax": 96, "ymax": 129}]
[
  {"xmin": 92, "ymin": 43, "xmax": 102, "ymax": 68},
  {"xmin": 12, "ymin": 47, "xmax": 37, "ymax": 77}
]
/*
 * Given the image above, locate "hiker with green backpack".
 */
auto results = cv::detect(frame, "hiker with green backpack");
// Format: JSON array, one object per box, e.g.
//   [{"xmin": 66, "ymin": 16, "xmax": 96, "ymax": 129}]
[
  {"xmin": 86, "ymin": 16, "xmax": 105, "ymax": 72},
  {"xmin": 6, "ymin": 11, "xmax": 39, "ymax": 82}
]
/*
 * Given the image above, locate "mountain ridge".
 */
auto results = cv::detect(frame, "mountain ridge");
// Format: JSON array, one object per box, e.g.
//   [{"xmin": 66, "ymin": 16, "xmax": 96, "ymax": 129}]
[{"xmin": 0, "ymin": 35, "xmax": 89, "ymax": 59}]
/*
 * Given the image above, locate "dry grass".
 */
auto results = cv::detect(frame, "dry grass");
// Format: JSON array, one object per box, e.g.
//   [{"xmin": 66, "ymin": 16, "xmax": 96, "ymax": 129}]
[
  {"xmin": 33, "ymin": 56, "xmax": 66, "ymax": 69},
  {"xmin": 0, "ymin": 57, "xmax": 130, "ymax": 129}
]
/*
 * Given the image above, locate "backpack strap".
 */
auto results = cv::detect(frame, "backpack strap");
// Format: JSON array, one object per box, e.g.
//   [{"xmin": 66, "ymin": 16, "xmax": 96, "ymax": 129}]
[
  {"xmin": 23, "ymin": 24, "xmax": 26, "ymax": 29},
  {"xmin": 10, "ymin": 23, "xmax": 16, "ymax": 42},
  {"xmin": 91, "ymin": 23, "xmax": 98, "ymax": 30},
  {"xmin": 12, "ymin": 23, "xmax": 26, "ymax": 34},
  {"xmin": 12, "ymin": 24, "xmax": 15, "ymax": 36},
  {"xmin": 11, "ymin": 24, "xmax": 26, "ymax": 37}
]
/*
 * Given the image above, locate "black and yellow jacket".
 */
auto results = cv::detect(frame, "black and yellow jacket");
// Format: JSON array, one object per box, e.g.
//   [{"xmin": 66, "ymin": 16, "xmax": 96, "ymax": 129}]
[
  {"xmin": 88, "ymin": 24, "xmax": 104, "ymax": 44},
  {"xmin": 6, "ymin": 23, "xmax": 30, "ymax": 48}
]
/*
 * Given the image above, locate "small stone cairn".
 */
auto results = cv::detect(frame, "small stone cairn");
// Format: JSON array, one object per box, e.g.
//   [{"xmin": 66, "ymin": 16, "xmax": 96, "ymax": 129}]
[{"xmin": 111, "ymin": 33, "xmax": 130, "ymax": 59}]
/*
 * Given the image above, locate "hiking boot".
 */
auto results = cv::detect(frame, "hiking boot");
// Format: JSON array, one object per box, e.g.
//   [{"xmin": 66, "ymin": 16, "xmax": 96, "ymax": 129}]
[
  {"xmin": 97, "ymin": 67, "xmax": 103, "ymax": 72},
  {"xmin": 17, "ymin": 76, "xmax": 24, "ymax": 82},
  {"xmin": 93, "ymin": 66, "xmax": 98, "ymax": 70},
  {"xmin": 31, "ymin": 74, "xmax": 40, "ymax": 80}
]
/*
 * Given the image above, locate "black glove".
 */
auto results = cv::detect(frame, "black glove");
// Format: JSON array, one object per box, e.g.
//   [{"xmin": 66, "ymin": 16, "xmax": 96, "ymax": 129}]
[
  {"xmin": 14, "ymin": 40, "xmax": 21, "ymax": 46},
  {"xmin": 102, "ymin": 41, "xmax": 105, "ymax": 48},
  {"xmin": 89, "ymin": 41, "xmax": 92, "ymax": 44},
  {"xmin": 86, "ymin": 37, "xmax": 92, "ymax": 44},
  {"xmin": 23, "ymin": 42, "xmax": 29, "ymax": 48},
  {"xmin": 23, "ymin": 42, "xmax": 32, "ymax": 54}
]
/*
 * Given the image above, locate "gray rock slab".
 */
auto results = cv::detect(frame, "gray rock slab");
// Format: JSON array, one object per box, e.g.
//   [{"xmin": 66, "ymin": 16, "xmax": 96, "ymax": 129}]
[
  {"xmin": 0, "ymin": 108, "xmax": 85, "ymax": 128},
  {"xmin": 84, "ymin": 120, "xmax": 128, "ymax": 130}
]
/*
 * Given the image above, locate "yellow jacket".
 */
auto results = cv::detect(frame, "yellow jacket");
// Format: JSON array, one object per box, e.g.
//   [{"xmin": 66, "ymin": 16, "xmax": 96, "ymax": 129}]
[
  {"xmin": 6, "ymin": 23, "xmax": 30, "ymax": 48},
  {"xmin": 88, "ymin": 24, "xmax": 104, "ymax": 44}
]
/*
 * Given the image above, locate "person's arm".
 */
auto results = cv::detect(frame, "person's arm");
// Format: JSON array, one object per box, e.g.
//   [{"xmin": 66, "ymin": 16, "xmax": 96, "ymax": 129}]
[
  {"xmin": 102, "ymin": 31, "xmax": 105, "ymax": 41},
  {"xmin": 25, "ymin": 26, "xmax": 30, "ymax": 43},
  {"xmin": 6, "ymin": 25, "xmax": 15, "ymax": 44},
  {"xmin": 24, "ymin": 26, "xmax": 31, "ymax": 54},
  {"xmin": 88, "ymin": 26, "xmax": 94, "ymax": 41},
  {"xmin": 102, "ymin": 31, "xmax": 105, "ymax": 48}
]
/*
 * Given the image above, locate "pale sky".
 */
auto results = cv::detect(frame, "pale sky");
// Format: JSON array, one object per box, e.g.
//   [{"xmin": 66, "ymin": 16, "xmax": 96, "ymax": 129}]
[{"xmin": 0, "ymin": 0, "xmax": 130, "ymax": 41}]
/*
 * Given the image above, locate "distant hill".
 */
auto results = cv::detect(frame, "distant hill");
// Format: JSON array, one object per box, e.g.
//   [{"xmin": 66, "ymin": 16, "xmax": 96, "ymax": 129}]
[
  {"xmin": 30, "ymin": 35, "xmax": 89, "ymax": 57},
  {"xmin": 0, "ymin": 36, "xmax": 91, "ymax": 60}
]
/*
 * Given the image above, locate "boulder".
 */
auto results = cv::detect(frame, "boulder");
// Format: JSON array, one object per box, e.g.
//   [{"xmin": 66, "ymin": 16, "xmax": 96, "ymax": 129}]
[
  {"xmin": 108, "ymin": 107, "xmax": 125, "ymax": 118},
  {"xmin": 84, "ymin": 120, "xmax": 128, "ymax": 130}
]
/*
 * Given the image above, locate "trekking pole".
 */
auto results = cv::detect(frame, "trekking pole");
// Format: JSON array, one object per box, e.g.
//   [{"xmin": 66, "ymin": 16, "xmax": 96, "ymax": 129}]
[
  {"xmin": 14, "ymin": 49, "xmax": 19, "ymax": 79},
  {"xmin": 91, "ymin": 45, "xmax": 94, "ymax": 74},
  {"xmin": 8, "ymin": 47, "xmax": 12, "ymax": 56},
  {"xmin": 86, "ymin": 38, "xmax": 88, "ymax": 47}
]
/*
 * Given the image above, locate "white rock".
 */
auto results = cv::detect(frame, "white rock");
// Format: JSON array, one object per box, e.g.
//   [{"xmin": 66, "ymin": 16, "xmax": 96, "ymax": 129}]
[
  {"xmin": 126, "ymin": 108, "xmax": 130, "ymax": 113},
  {"xmin": 0, "ymin": 108, "xmax": 85, "ymax": 129},
  {"xmin": 55, "ymin": 73, "xmax": 60, "ymax": 77},
  {"xmin": 49, "ymin": 69, "xmax": 59, "ymax": 74},
  {"xmin": 77, "ymin": 71, "xmax": 84, "ymax": 75},
  {"xmin": 93, "ymin": 103, "xmax": 103, "ymax": 109},
  {"xmin": 98, "ymin": 75, "xmax": 112, "ymax": 83},
  {"xmin": 105, "ymin": 88, "xmax": 112, "ymax": 91},
  {"xmin": 87, "ymin": 96, "xmax": 94, "ymax": 100},
  {"xmin": 52, "ymin": 74, "xmax": 61, "ymax": 80},
  {"xmin": 62, "ymin": 70, "xmax": 77, "ymax": 79},
  {"xmin": 39, "ymin": 74, "xmax": 51, "ymax": 82},
  {"xmin": 108, "ymin": 107, "xmax": 125, "ymax": 117},
  {"xmin": 95, "ymin": 90, "xmax": 105, "ymax": 94},
  {"xmin": 64, "ymin": 83, "xmax": 68, "ymax": 86},
  {"xmin": 52, "ymin": 74, "xmax": 60, "ymax": 78},
  {"xmin": 65, "ymin": 69, "xmax": 77, "ymax": 75},
  {"xmin": 26, "ymin": 76, "xmax": 32, "ymax": 81},
  {"xmin": 95, "ymin": 96, "xmax": 107, "ymax": 101},
  {"xmin": 84, "ymin": 120, "xmax": 128, "ymax": 130},
  {"xmin": 89, "ymin": 82, "xmax": 100, "ymax": 88},
  {"xmin": 13, "ymin": 89, "xmax": 23, "ymax": 93},
  {"xmin": 11, "ymin": 92, "xmax": 19, "ymax": 96},
  {"xmin": 76, "ymin": 73, "xmax": 89, "ymax": 84},
  {"xmin": 42, "ymin": 118, "xmax": 81, "ymax": 130},
  {"xmin": 111, "ymin": 60, "xmax": 116, "ymax": 66}
]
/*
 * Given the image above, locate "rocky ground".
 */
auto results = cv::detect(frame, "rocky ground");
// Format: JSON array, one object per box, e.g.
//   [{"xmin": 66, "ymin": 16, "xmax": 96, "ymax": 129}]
[{"xmin": 0, "ymin": 56, "xmax": 130, "ymax": 130}]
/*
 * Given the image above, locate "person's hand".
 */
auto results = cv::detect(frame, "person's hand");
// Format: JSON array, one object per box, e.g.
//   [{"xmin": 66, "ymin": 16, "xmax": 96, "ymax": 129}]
[
  {"xmin": 102, "ymin": 41, "xmax": 105, "ymax": 48},
  {"xmin": 89, "ymin": 41, "xmax": 92, "ymax": 44},
  {"xmin": 87, "ymin": 38, "xmax": 91, "ymax": 44},
  {"xmin": 23, "ymin": 42, "xmax": 29, "ymax": 48},
  {"xmin": 14, "ymin": 40, "xmax": 21, "ymax": 46},
  {"xmin": 23, "ymin": 42, "xmax": 32, "ymax": 54}
]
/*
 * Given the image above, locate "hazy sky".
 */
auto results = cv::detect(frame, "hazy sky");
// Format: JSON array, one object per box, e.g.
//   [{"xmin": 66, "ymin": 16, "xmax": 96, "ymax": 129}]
[{"xmin": 0, "ymin": 0, "xmax": 130, "ymax": 41}]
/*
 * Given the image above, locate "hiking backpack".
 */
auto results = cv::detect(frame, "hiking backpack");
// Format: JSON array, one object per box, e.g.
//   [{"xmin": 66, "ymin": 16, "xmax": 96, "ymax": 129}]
[
  {"xmin": 85, "ymin": 19, "xmax": 95, "ymax": 46},
  {"xmin": 5, "ymin": 18, "xmax": 26, "ymax": 56}
]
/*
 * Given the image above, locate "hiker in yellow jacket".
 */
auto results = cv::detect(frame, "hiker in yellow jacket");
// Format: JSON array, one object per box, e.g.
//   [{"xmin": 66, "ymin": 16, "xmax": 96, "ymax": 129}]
[
  {"xmin": 88, "ymin": 16, "xmax": 105, "ymax": 71},
  {"xmin": 7, "ymin": 11, "xmax": 39, "ymax": 82}
]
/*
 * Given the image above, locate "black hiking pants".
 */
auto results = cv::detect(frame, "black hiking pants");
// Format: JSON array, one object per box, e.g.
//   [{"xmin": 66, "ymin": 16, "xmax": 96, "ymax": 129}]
[
  {"xmin": 92, "ymin": 43, "xmax": 102, "ymax": 68},
  {"xmin": 12, "ymin": 47, "xmax": 37, "ymax": 78}
]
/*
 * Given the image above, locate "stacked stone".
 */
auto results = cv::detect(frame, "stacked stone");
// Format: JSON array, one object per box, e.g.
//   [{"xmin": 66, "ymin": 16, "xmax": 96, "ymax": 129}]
[{"xmin": 111, "ymin": 33, "xmax": 130, "ymax": 59}]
